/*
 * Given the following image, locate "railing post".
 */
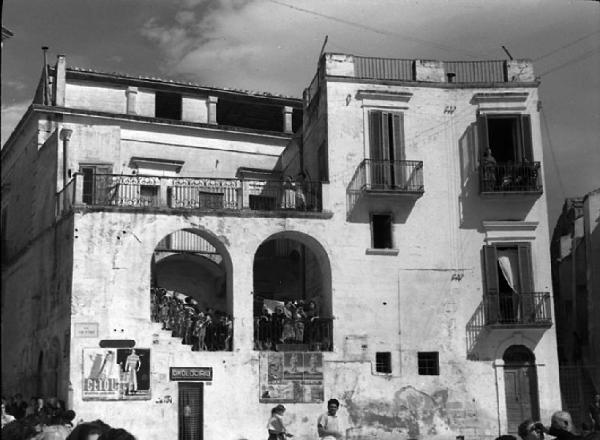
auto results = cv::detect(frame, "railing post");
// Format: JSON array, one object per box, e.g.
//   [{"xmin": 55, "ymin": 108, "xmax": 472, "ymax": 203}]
[{"xmin": 159, "ymin": 177, "xmax": 169, "ymax": 208}]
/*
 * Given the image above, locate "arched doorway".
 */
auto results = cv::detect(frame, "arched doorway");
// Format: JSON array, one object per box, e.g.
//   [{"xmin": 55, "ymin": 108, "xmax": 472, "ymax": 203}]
[
  {"xmin": 503, "ymin": 345, "xmax": 540, "ymax": 433},
  {"xmin": 253, "ymin": 231, "xmax": 332, "ymax": 351},
  {"xmin": 150, "ymin": 229, "xmax": 233, "ymax": 351}
]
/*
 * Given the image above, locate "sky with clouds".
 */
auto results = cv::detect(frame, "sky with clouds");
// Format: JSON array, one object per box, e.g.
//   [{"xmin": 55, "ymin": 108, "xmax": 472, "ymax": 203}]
[{"xmin": 2, "ymin": 0, "xmax": 599, "ymax": 227}]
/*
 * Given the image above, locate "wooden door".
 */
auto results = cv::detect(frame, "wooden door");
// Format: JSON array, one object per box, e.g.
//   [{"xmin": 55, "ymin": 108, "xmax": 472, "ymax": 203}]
[{"xmin": 504, "ymin": 364, "xmax": 539, "ymax": 434}]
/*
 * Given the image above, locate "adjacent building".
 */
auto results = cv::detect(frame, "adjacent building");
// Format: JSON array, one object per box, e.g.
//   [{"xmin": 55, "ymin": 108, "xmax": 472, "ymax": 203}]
[
  {"xmin": 1, "ymin": 53, "xmax": 561, "ymax": 439},
  {"xmin": 551, "ymin": 189, "xmax": 600, "ymax": 425}
]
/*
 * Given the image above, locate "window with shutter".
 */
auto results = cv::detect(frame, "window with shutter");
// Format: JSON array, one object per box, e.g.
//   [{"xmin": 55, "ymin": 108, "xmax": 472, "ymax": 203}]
[
  {"xmin": 368, "ymin": 111, "xmax": 406, "ymax": 188},
  {"xmin": 478, "ymin": 114, "xmax": 533, "ymax": 163},
  {"xmin": 80, "ymin": 164, "xmax": 113, "ymax": 205}
]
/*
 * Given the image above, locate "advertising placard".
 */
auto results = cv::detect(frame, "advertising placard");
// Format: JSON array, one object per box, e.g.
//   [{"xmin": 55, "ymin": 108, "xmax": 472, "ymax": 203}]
[
  {"xmin": 259, "ymin": 352, "xmax": 323, "ymax": 403},
  {"xmin": 82, "ymin": 348, "xmax": 151, "ymax": 400},
  {"xmin": 170, "ymin": 367, "xmax": 213, "ymax": 381}
]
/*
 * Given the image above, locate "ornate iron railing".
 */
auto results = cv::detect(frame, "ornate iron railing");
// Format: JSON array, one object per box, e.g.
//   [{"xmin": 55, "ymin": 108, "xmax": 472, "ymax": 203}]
[
  {"xmin": 479, "ymin": 162, "xmax": 542, "ymax": 194},
  {"xmin": 58, "ymin": 173, "xmax": 322, "ymax": 213},
  {"xmin": 483, "ymin": 292, "xmax": 552, "ymax": 326},
  {"xmin": 254, "ymin": 316, "xmax": 333, "ymax": 352}
]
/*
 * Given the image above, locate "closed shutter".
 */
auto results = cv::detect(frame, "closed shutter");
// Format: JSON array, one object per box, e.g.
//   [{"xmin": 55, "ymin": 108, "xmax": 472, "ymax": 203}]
[
  {"xmin": 95, "ymin": 166, "xmax": 113, "ymax": 204},
  {"xmin": 520, "ymin": 115, "xmax": 533, "ymax": 162},
  {"xmin": 369, "ymin": 111, "xmax": 382, "ymax": 161},
  {"xmin": 517, "ymin": 243, "xmax": 534, "ymax": 292},
  {"xmin": 392, "ymin": 113, "xmax": 405, "ymax": 186},
  {"xmin": 518, "ymin": 243, "xmax": 535, "ymax": 322}
]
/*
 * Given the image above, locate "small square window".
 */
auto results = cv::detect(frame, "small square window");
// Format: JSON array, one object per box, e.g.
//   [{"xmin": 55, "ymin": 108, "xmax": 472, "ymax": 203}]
[
  {"xmin": 375, "ymin": 352, "xmax": 392, "ymax": 374},
  {"xmin": 372, "ymin": 214, "xmax": 393, "ymax": 249},
  {"xmin": 418, "ymin": 352, "xmax": 439, "ymax": 375},
  {"xmin": 155, "ymin": 91, "xmax": 182, "ymax": 120}
]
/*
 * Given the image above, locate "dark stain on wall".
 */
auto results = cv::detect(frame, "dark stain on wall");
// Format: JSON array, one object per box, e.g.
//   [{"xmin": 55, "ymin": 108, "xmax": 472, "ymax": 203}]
[{"xmin": 343, "ymin": 386, "xmax": 449, "ymax": 437}]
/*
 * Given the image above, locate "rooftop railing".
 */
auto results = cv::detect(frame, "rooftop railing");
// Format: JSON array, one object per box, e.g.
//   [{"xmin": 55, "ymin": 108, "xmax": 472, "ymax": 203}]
[
  {"xmin": 56, "ymin": 173, "xmax": 322, "ymax": 215},
  {"xmin": 479, "ymin": 162, "xmax": 542, "ymax": 194}
]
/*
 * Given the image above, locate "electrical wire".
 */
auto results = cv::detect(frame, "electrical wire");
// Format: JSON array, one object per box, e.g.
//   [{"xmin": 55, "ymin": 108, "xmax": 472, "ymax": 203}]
[
  {"xmin": 540, "ymin": 107, "xmax": 567, "ymax": 199},
  {"xmin": 539, "ymin": 46, "xmax": 600, "ymax": 76},
  {"xmin": 534, "ymin": 29, "xmax": 600, "ymax": 61},
  {"xmin": 265, "ymin": 0, "xmax": 485, "ymax": 59}
]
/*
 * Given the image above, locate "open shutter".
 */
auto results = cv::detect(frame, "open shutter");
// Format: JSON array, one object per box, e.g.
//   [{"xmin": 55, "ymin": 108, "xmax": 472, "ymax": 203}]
[
  {"xmin": 517, "ymin": 243, "xmax": 535, "ymax": 322},
  {"xmin": 517, "ymin": 243, "xmax": 534, "ymax": 292},
  {"xmin": 520, "ymin": 115, "xmax": 533, "ymax": 162},
  {"xmin": 381, "ymin": 112, "xmax": 392, "ymax": 186},
  {"xmin": 483, "ymin": 245, "xmax": 500, "ymax": 324},
  {"xmin": 95, "ymin": 166, "xmax": 113, "ymax": 204},
  {"xmin": 477, "ymin": 113, "xmax": 489, "ymax": 159}
]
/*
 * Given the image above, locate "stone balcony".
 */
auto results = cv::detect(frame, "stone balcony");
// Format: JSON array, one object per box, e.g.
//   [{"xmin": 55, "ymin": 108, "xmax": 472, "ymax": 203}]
[{"xmin": 56, "ymin": 173, "xmax": 324, "ymax": 217}]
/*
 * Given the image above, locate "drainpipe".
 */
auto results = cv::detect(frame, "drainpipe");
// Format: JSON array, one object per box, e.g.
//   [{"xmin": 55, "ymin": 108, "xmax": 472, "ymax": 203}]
[{"xmin": 60, "ymin": 128, "xmax": 73, "ymax": 187}]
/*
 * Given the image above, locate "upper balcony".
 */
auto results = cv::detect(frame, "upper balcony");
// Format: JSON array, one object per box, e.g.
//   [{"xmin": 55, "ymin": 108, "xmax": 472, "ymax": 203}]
[
  {"xmin": 347, "ymin": 159, "xmax": 423, "ymax": 213},
  {"xmin": 479, "ymin": 162, "xmax": 543, "ymax": 197},
  {"xmin": 56, "ymin": 173, "xmax": 323, "ymax": 217}
]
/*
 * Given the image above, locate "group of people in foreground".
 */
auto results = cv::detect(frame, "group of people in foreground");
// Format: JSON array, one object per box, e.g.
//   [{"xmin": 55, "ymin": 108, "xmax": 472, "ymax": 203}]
[
  {"xmin": 1, "ymin": 396, "xmax": 135, "ymax": 440},
  {"xmin": 515, "ymin": 410, "xmax": 599, "ymax": 440}
]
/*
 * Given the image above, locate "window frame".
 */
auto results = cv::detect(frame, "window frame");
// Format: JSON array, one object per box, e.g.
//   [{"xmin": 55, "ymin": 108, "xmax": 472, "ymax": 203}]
[
  {"xmin": 478, "ymin": 113, "xmax": 533, "ymax": 163},
  {"xmin": 375, "ymin": 352, "xmax": 392, "ymax": 374},
  {"xmin": 417, "ymin": 351, "xmax": 440, "ymax": 376},
  {"xmin": 79, "ymin": 163, "xmax": 113, "ymax": 205},
  {"xmin": 370, "ymin": 212, "xmax": 394, "ymax": 250}
]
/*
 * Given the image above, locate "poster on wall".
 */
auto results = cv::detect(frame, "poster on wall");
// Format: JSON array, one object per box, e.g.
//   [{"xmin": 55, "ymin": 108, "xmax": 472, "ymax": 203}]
[
  {"xmin": 259, "ymin": 352, "xmax": 323, "ymax": 403},
  {"xmin": 82, "ymin": 348, "xmax": 151, "ymax": 400}
]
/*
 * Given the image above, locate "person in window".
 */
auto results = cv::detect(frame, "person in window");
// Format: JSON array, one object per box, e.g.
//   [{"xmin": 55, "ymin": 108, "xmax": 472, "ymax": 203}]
[
  {"xmin": 294, "ymin": 173, "xmax": 307, "ymax": 211},
  {"xmin": 482, "ymin": 148, "xmax": 498, "ymax": 191}
]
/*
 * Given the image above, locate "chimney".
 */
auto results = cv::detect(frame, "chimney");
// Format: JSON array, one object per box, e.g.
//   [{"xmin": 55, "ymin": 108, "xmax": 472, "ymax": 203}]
[{"xmin": 54, "ymin": 55, "xmax": 66, "ymax": 107}]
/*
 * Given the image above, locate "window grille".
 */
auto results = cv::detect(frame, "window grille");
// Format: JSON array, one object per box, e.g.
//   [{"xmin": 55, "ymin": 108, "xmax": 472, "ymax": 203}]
[{"xmin": 375, "ymin": 352, "xmax": 392, "ymax": 374}]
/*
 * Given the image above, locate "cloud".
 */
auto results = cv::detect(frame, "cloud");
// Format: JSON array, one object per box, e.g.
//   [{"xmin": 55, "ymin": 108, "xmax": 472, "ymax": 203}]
[{"xmin": 1, "ymin": 101, "xmax": 30, "ymax": 147}]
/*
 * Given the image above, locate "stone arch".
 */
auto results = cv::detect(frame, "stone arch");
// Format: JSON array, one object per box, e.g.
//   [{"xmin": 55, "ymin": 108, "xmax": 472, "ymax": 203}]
[
  {"xmin": 150, "ymin": 227, "xmax": 234, "ymax": 351},
  {"xmin": 252, "ymin": 231, "xmax": 333, "ymax": 351}
]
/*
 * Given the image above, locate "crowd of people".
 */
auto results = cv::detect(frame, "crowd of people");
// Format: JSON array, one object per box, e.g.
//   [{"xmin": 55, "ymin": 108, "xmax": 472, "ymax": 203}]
[
  {"xmin": 1, "ymin": 394, "xmax": 136, "ymax": 440},
  {"xmin": 150, "ymin": 287, "xmax": 233, "ymax": 351},
  {"xmin": 254, "ymin": 298, "xmax": 332, "ymax": 351}
]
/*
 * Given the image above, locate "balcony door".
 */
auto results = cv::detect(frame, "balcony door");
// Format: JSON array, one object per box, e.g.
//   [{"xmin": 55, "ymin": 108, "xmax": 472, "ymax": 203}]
[
  {"xmin": 368, "ymin": 111, "xmax": 405, "ymax": 188},
  {"xmin": 483, "ymin": 243, "xmax": 534, "ymax": 324},
  {"xmin": 80, "ymin": 165, "xmax": 113, "ymax": 205},
  {"xmin": 503, "ymin": 345, "xmax": 539, "ymax": 434}
]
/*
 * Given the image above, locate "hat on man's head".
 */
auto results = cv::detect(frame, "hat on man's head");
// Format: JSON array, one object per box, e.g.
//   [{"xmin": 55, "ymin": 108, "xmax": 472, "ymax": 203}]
[{"xmin": 273, "ymin": 404, "xmax": 286, "ymax": 412}]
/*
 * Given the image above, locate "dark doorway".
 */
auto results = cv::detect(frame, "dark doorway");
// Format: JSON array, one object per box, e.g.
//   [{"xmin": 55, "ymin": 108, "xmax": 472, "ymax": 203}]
[
  {"xmin": 179, "ymin": 382, "xmax": 203, "ymax": 440},
  {"xmin": 503, "ymin": 345, "xmax": 540, "ymax": 434}
]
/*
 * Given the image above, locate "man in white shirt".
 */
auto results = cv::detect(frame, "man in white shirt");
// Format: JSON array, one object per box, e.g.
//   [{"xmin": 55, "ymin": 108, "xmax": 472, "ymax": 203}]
[{"xmin": 317, "ymin": 399, "xmax": 343, "ymax": 440}]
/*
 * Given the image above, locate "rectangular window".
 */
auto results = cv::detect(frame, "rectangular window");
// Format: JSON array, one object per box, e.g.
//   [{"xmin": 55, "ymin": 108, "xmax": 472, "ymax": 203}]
[
  {"xmin": 375, "ymin": 352, "xmax": 392, "ymax": 374},
  {"xmin": 418, "ymin": 352, "xmax": 439, "ymax": 375},
  {"xmin": 371, "ymin": 214, "xmax": 393, "ymax": 249},
  {"xmin": 80, "ymin": 165, "xmax": 113, "ymax": 205},
  {"xmin": 368, "ymin": 111, "xmax": 405, "ymax": 188},
  {"xmin": 155, "ymin": 91, "xmax": 182, "ymax": 120},
  {"xmin": 249, "ymin": 195, "xmax": 276, "ymax": 211}
]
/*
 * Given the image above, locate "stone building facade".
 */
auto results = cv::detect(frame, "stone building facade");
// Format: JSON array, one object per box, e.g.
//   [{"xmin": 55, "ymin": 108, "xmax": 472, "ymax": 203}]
[
  {"xmin": 551, "ymin": 189, "xmax": 600, "ymax": 425},
  {"xmin": 1, "ymin": 53, "xmax": 561, "ymax": 439}
]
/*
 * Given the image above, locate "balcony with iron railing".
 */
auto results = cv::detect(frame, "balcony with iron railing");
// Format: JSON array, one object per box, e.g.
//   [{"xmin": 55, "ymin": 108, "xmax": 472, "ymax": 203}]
[
  {"xmin": 56, "ymin": 173, "xmax": 323, "ymax": 217},
  {"xmin": 479, "ymin": 162, "xmax": 543, "ymax": 196},
  {"xmin": 347, "ymin": 159, "xmax": 423, "ymax": 213},
  {"xmin": 467, "ymin": 291, "xmax": 552, "ymax": 358}
]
